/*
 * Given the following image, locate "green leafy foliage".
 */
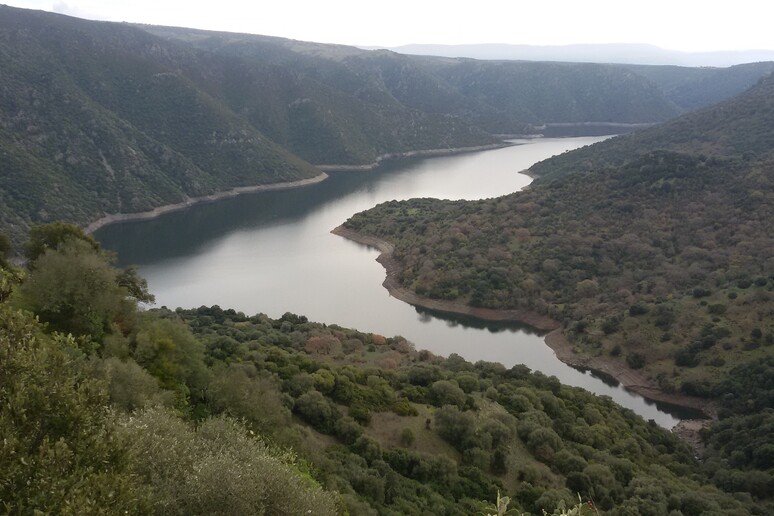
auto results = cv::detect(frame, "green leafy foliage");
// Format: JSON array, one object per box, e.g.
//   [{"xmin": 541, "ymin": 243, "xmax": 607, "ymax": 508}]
[
  {"xmin": 23, "ymin": 222, "xmax": 101, "ymax": 263},
  {"xmin": 0, "ymin": 306, "xmax": 148, "ymax": 513},
  {"xmin": 337, "ymin": 71, "xmax": 774, "ymax": 512},
  {"xmin": 117, "ymin": 408, "xmax": 338, "ymax": 515},
  {"xmin": 172, "ymin": 306, "xmax": 757, "ymax": 514},
  {"xmin": 1, "ymin": 243, "xmax": 337, "ymax": 514},
  {"xmin": 1, "ymin": 230, "xmax": 765, "ymax": 513},
  {"xmin": 13, "ymin": 239, "xmax": 129, "ymax": 341}
]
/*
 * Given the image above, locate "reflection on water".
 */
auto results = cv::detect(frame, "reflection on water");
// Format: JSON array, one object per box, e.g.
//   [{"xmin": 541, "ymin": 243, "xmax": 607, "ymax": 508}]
[
  {"xmin": 96, "ymin": 137, "xmax": 693, "ymax": 428},
  {"xmin": 422, "ymin": 306, "xmax": 708, "ymax": 421},
  {"xmin": 414, "ymin": 306, "xmax": 546, "ymax": 336}
]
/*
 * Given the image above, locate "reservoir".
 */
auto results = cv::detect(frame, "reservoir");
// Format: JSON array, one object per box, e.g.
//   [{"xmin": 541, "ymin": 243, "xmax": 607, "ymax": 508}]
[{"xmin": 96, "ymin": 137, "xmax": 691, "ymax": 428}]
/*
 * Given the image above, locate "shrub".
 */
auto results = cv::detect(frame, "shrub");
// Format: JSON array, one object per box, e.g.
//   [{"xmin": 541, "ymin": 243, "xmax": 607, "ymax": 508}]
[
  {"xmin": 399, "ymin": 427, "xmax": 415, "ymax": 447},
  {"xmin": 118, "ymin": 408, "xmax": 337, "ymax": 515},
  {"xmin": 626, "ymin": 352, "xmax": 646, "ymax": 369}
]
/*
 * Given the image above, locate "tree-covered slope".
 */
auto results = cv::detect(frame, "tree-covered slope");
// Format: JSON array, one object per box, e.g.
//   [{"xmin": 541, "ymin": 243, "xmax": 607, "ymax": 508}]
[
  {"xmin": 0, "ymin": 7, "xmax": 320, "ymax": 244},
  {"xmin": 427, "ymin": 60, "xmax": 681, "ymax": 131},
  {"xmin": 625, "ymin": 61, "xmax": 774, "ymax": 111},
  {"xmin": 2, "ymin": 4, "xmax": 773, "ymax": 246},
  {"xmin": 338, "ymin": 76, "xmax": 774, "ymax": 508},
  {"xmin": 0, "ymin": 228, "xmax": 764, "ymax": 514},
  {"xmin": 530, "ymin": 71, "xmax": 774, "ymax": 181},
  {"xmin": 143, "ymin": 26, "xmax": 686, "ymax": 134},
  {"xmin": 342, "ymin": 73, "xmax": 774, "ymax": 399},
  {"xmin": 124, "ymin": 24, "xmax": 502, "ymax": 164}
]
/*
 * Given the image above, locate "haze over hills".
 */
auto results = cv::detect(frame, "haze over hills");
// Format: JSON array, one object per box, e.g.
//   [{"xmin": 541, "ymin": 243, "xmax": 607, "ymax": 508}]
[{"xmin": 383, "ymin": 43, "xmax": 774, "ymax": 67}]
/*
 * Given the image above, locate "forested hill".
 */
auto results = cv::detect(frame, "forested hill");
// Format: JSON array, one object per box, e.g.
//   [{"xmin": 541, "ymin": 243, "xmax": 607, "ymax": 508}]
[
  {"xmin": 141, "ymin": 25, "xmax": 681, "ymax": 133},
  {"xmin": 0, "ymin": 7, "xmax": 324, "ymax": 244},
  {"xmin": 3, "ymin": 6, "xmax": 774, "ymax": 245},
  {"xmin": 623, "ymin": 61, "xmax": 774, "ymax": 111},
  {"xmin": 341, "ymin": 71, "xmax": 774, "ymax": 504},
  {"xmin": 345, "ymin": 72, "xmax": 774, "ymax": 391},
  {"xmin": 0, "ymin": 226, "xmax": 763, "ymax": 513},
  {"xmin": 530, "ymin": 70, "xmax": 774, "ymax": 181}
]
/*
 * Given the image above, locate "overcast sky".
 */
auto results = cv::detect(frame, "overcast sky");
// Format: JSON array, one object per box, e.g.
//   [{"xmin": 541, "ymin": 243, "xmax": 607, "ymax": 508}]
[{"xmin": 5, "ymin": 0, "xmax": 774, "ymax": 52}]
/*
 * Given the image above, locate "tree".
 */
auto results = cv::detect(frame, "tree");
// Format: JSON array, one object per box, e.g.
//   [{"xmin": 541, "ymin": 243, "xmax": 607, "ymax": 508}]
[
  {"xmin": 400, "ymin": 427, "xmax": 416, "ymax": 447},
  {"xmin": 0, "ymin": 231, "xmax": 11, "ymax": 268},
  {"xmin": 13, "ymin": 239, "xmax": 129, "ymax": 341},
  {"xmin": 434, "ymin": 405, "xmax": 476, "ymax": 450},
  {"xmin": 23, "ymin": 222, "xmax": 100, "ymax": 264},
  {"xmin": 429, "ymin": 380, "xmax": 466, "ymax": 407},
  {"xmin": 130, "ymin": 314, "xmax": 208, "ymax": 402},
  {"xmin": 116, "ymin": 265, "xmax": 155, "ymax": 304},
  {"xmin": 294, "ymin": 390, "xmax": 337, "ymax": 432},
  {"xmin": 117, "ymin": 408, "xmax": 337, "ymax": 515},
  {"xmin": 0, "ymin": 306, "xmax": 147, "ymax": 512},
  {"xmin": 208, "ymin": 363, "xmax": 291, "ymax": 434}
]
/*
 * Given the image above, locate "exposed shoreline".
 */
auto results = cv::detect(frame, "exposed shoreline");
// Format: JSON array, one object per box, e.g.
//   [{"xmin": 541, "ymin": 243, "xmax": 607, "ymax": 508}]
[
  {"xmin": 84, "ymin": 143, "xmax": 516, "ymax": 234},
  {"xmin": 83, "ymin": 173, "xmax": 328, "ymax": 234},
  {"xmin": 331, "ymin": 224, "xmax": 713, "ymax": 420},
  {"xmin": 316, "ymin": 142, "xmax": 513, "ymax": 172}
]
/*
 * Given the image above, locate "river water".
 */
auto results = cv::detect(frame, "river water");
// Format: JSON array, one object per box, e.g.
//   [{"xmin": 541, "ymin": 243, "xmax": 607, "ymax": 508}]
[{"xmin": 96, "ymin": 137, "xmax": 694, "ymax": 427}]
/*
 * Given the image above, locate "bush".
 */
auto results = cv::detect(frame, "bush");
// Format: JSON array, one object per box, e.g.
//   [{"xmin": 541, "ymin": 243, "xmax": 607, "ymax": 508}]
[
  {"xmin": 434, "ymin": 405, "xmax": 476, "ymax": 451},
  {"xmin": 0, "ymin": 308, "xmax": 147, "ymax": 513},
  {"xmin": 118, "ymin": 408, "xmax": 337, "ymax": 515},
  {"xmin": 626, "ymin": 352, "xmax": 646, "ymax": 369},
  {"xmin": 399, "ymin": 427, "xmax": 415, "ymax": 447},
  {"xmin": 707, "ymin": 303, "xmax": 727, "ymax": 315},
  {"xmin": 628, "ymin": 303, "xmax": 649, "ymax": 316},
  {"xmin": 391, "ymin": 398, "xmax": 419, "ymax": 416},
  {"xmin": 429, "ymin": 380, "xmax": 466, "ymax": 407},
  {"xmin": 294, "ymin": 390, "xmax": 338, "ymax": 432}
]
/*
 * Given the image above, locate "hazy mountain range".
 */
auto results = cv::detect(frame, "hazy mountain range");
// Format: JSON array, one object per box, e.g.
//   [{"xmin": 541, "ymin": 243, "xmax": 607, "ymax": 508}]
[{"xmin": 377, "ymin": 43, "xmax": 774, "ymax": 67}]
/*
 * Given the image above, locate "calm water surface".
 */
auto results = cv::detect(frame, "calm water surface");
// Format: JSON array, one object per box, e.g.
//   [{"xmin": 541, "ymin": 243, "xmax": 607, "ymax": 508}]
[{"xmin": 97, "ymin": 138, "xmax": 693, "ymax": 427}]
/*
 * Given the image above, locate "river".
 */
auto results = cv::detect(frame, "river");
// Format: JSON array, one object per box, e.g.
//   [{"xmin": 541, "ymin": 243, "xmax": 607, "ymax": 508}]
[{"xmin": 95, "ymin": 137, "xmax": 696, "ymax": 428}]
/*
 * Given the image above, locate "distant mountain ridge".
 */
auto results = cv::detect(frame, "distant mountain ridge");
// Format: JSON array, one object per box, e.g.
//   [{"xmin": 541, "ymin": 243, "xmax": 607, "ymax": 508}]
[
  {"xmin": 1, "ymin": 5, "xmax": 774, "ymax": 245},
  {"xmin": 530, "ymin": 69, "xmax": 774, "ymax": 180},
  {"xmin": 382, "ymin": 43, "xmax": 774, "ymax": 67}
]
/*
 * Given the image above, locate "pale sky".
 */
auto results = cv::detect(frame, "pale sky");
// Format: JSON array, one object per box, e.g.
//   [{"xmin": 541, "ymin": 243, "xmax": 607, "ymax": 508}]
[{"xmin": 4, "ymin": 0, "xmax": 774, "ymax": 52}]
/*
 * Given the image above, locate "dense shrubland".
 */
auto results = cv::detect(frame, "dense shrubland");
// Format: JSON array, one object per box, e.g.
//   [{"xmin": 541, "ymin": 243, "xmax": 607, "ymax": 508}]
[
  {"xmin": 343, "ymin": 151, "xmax": 774, "ymax": 393},
  {"xmin": 342, "ymin": 74, "xmax": 774, "ymax": 394},
  {"xmin": 1, "ymin": 224, "xmax": 768, "ymax": 513},
  {"xmin": 340, "ymin": 74, "xmax": 774, "ymax": 510}
]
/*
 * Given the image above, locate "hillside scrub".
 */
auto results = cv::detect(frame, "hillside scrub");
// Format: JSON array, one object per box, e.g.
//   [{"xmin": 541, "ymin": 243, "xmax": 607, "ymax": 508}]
[{"xmin": 1, "ymin": 224, "xmax": 765, "ymax": 513}]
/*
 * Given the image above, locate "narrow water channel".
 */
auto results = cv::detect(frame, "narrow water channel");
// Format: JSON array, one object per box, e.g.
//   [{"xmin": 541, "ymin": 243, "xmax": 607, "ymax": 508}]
[{"xmin": 96, "ymin": 137, "xmax": 698, "ymax": 428}]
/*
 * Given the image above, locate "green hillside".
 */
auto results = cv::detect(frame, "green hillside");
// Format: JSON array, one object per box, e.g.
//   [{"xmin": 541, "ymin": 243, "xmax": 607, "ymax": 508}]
[
  {"xmin": 2, "ymin": 5, "xmax": 773, "ymax": 245},
  {"xmin": 142, "ymin": 25, "xmax": 685, "ymax": 134},
  {"xmin": 625, "ymin": 61, "xmax": 774, "ymax": 111},
  {"xmin": 344, "ymin": 72, "xmax": 774, "ymax": 390},
  {"xmin": 0, "ymin": 7, "xmax": 320, "ymax": 244},
  {"xmin": 340, "ymin": 73, "xmax": 774, "ymax": 507},
  {"xmin": 530, "ymin": 70, "xmax": 774, "ymax": 181},
  {"xmin": 0, "ymin": 230, "xmax": 763, "ymax": 513}
]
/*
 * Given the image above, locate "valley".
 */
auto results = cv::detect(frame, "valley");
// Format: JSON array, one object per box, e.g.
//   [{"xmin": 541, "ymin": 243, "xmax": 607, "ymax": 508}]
[{"xmin": 1, "ymin": 4, "xmax": 773, "ymax": 514}]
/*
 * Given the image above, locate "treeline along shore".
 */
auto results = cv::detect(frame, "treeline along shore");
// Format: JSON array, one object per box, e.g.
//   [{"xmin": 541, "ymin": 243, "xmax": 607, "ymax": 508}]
[{"xmin": 331, "ymin": 225, "xmax": 712, "ymax": 418}]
